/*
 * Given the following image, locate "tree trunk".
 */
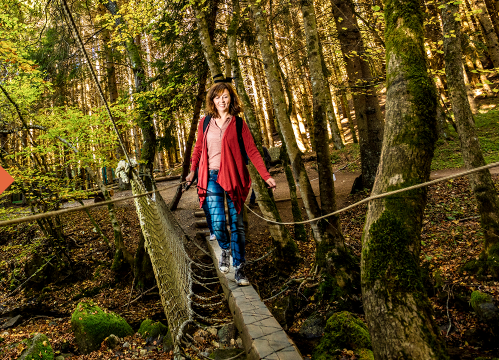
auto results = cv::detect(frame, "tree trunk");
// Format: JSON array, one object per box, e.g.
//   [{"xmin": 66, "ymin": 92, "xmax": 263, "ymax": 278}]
[
  {"xmin": 228, "ymin": 0, "xmax": 298, "ymax": 265},
  {"xmin": 252, "ymin": 1, "xmax": 357, "ymax": 288},
  {"xmin": 104, "ymin": 1, "xmax": 156, "ymax": 191},
  {"xmin": 360, "ymin": 0, "xmax": 448, "ymax": 356},
  {"xmin": 193, "ymin": 0, "xmax": 223, "ymax": 80},
  {"xmin": 331, "ymin": 0, "xmax": 384, "ymax": 190},
  {"xmin": 472, "ymin": 0, "xmax": 499, "ymax": 68},
  {"xmin": 170, "ymin": 68, "xmax": 208, "ymax": 210},
  {"xmin": 442, "ymin": 2, "xmax": 499, "ymax": 277},
  {"xmin": 280, "ymin": 146, "xmax": 307, "ymax": 242},
  {"xmin": 340, "ymin": 89, "xmax": 358, "ymax": 143},
  {"xmin": 299, "ymin": 0, "xmax": 341, "ymax": 216}
]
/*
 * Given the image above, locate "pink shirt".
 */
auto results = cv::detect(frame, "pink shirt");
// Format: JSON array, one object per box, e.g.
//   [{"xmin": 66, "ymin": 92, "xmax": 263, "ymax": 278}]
[{"xmin": 206, "ymin": 117, "xmax": 231, "ymax": 170}]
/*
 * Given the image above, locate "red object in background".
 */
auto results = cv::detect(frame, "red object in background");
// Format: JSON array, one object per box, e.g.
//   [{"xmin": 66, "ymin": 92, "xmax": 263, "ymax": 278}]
[{"xmin": 0, "ymin": 165, "xmax": 14, "ymax": 195}]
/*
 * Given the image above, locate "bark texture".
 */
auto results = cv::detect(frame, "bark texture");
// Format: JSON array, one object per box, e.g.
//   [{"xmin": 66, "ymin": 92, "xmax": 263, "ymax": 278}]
[
  {"xmin": 360, "ymin": 0, "xmax": 448, "ymax": 356},
  {"xmin": 442, "ymin": 3, "xmax": 499, "ymax": 276},
  {"xmin": 331, "ymin": 0, "xmax": 384, "ymax": 189}
]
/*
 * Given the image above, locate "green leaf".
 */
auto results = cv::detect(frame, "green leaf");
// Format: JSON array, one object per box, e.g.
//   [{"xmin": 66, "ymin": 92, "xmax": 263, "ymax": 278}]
[{"xmin": 373, "ymin": 5, "xmax": 381, "ymax": 11}]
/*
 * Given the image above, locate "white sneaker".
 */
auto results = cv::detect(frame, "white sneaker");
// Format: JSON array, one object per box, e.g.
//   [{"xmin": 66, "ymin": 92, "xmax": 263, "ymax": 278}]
[{"xmin": 210, "ymin": 233, "xmax": 216, "ymax": 241}]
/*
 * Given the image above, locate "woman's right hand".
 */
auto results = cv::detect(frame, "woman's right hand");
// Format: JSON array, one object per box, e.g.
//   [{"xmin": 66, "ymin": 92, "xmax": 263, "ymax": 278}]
[
  {"xmin": 183, "ymin": 171, "xmax": 196, "ymax": 193},
  {"xmin": 185, "ymin": 171, "xmax": 195, "ymax": 185}
]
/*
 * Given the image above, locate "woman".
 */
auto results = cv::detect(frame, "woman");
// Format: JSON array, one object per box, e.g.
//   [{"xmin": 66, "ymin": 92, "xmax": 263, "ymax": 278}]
[{"xmin": 186, "ymin": 82, "xmax": 276, "ymax": 286}]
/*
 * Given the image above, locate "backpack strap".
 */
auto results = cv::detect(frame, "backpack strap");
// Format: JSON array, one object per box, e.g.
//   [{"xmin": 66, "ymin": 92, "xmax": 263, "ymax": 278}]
[
  {"xmin": 203, "ymin": 115, "xmax": 211, "ymax": 133},
  {"xmin": 236, "ymin": 116, "xmax": 249, "ymax": 165}
]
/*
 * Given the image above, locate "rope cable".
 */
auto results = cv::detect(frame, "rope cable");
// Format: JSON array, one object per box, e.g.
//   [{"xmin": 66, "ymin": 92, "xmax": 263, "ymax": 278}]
[
  {"xmin": 0, "ymin": 182, "xmax": 186, "ymax": 227},
  {"xmin": 245, "ymin": 161, "xmax": 499, "ymax": 225}
]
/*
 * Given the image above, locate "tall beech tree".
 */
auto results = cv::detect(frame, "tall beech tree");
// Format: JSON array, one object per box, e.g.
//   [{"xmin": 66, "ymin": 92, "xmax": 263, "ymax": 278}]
[
  {"xmin": 442, "ymin": 2, "xmax": 499, "ymax": 277},
  {"xmin": 359, "ymin": 0, "xmax": 448, "ymax": 356},
  {"xmin": 252, "ymin": 0, "xmax": 357, "ymax": 290},
  {"xmin": 299, "ymin": 0, "xmax": 342, "ymax": 220},
  {"xmin": 331, "ymin": 0, "xmax": 384, "ymax": 190}
]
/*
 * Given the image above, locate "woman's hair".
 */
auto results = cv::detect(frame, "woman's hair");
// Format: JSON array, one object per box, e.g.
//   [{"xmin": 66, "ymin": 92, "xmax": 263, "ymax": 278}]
[{"xmin": 205, "ymin": 82, "xmax": 243, "ymax": 118}]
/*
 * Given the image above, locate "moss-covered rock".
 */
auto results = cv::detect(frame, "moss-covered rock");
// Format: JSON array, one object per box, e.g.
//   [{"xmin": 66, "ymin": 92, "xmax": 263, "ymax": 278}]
[
  {"xmin": 162, "ymin": 329, "xmax": 173, "ymax": 353},
  {"xmin": 138, "ymin": 319, "xmax": 168, "ymax": 339},
  {"xmin": 313, "ymin": 311, "xmax": 371, "ymax": 360},
  {"xmin": 18, "ymin": 333, "xmax": 54, "ymax": 360},
  {"xmin": 71, "ymin": 300, "xmax": 134, "ymax": 354},
  {"xmin": 358, "ymin": 348, "xmax": 374, "ymax": 360},
  {"xmin": 470, "ymin": 291, "xmax": 499, "ymax": 333}
]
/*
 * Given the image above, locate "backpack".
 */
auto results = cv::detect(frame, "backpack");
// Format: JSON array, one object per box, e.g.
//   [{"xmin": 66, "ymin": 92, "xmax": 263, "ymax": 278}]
[{"xmin": 203, "ymin": 115, "xmax": 249, "ymax": 165}]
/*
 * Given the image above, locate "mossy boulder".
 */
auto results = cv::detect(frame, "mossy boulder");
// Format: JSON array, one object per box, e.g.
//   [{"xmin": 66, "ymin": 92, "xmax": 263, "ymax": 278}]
[
  {"xmin": 358, "ymin": 348, "xmax": 374, "ymax": 360},
  {"xmin": 71, "ymin": 300, "xmax": 134, "ymax": 354},
  {"xmin": 18, "ymin": 333, "xmax": 54, "ymax": 360},
  {"xmin": 313, "ymin": 311, "xmax": 371, "ymax": 360},
  {"xmin": 138, "ymin": 319, "xmax": 168, "ymax": 339},
  {"xmin": 470, "ymin": 291, "xmax": 499, "ymax": 333}
]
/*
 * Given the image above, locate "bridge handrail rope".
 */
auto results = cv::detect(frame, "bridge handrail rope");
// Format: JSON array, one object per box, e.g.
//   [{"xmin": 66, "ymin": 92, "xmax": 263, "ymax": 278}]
[
  {"xmin": 245, "ymin": 161, "xmax": 499, "ymax": 225},
  {"xmin": 0, "ymin": 181, "xmax": 186, "ymax": 227}
]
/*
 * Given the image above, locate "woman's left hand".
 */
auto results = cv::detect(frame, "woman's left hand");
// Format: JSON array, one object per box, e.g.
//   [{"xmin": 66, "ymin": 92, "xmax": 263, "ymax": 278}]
[{"xmin": 266, "ymin": 177, "xmax": 276, "ymax": 191}]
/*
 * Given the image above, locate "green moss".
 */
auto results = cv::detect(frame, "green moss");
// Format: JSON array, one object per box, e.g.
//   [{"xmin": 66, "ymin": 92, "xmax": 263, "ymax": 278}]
[
  {"xmin": 363, "ymin": 212, "xmax": 423, "ymax": 293},
  {"xmin": 358, "ymin": 348, "xmax": 374, "ymax": 360},
  {"xmin": 462, "ymin": 242, "xmax": 499, "ymax": 278},
  {"xmin": 21, "ymin": 333, "xmax": 54, "ymax": 360},
  {"xmin": 71, "ymin": 300, "xmax": 134, "ymax": 354},
  {"xmin": 313, "ymin": 311, "xmax": 371, "ymax": 360},
  {"xmin": 470, "ymin": 291, "xmax": 491, "ymax": 310},
  {"xmin": 138, "ymin": 319, "xmax": 168, "ymax": 339},
  {"xmin": 432, "ymin": 109, "xmax": 499, "ymax": 170}
]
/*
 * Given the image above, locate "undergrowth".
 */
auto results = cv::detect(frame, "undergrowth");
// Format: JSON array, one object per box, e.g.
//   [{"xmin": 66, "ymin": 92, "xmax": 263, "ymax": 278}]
[{"xmin": 432, "ymin": 109, "xmax": 499, "ymax": 170}]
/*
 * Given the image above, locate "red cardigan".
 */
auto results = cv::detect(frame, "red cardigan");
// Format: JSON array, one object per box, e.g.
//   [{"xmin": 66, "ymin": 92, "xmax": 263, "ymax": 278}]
[{"xmin": 190, "ymin": 116, "xmax": 271, "ymax": 213}]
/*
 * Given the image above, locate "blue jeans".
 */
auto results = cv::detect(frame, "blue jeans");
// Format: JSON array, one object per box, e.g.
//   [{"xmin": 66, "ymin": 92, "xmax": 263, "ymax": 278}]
[
  {"xmin": 201, "ymin": 200, "xmax": 214, "ymax": 235},
  {"xmin": 206, "ymin": 170, "xmax": 246, "ymax": 267}
]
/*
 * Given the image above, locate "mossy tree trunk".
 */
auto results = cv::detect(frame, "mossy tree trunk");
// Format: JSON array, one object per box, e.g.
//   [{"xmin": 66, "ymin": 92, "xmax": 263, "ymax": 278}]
[
  {"xmin": 252, "ymin": 0, "xmax": 357, "ymax": 289},
  {"xmin": 228, "ymin": 0, "xmax": 298, "ymax": 265},
  {"xmin": 360, "ymin": 0, "xmax": 448, "ymax": 356},
  {"xmin": 331, "ymin": 0, "xmax": 384, "ymax": 190},
  {"xmin": 442, "ymin": 2, "xmax": 499, "ymax": 277},
  {"xmin": 280, "ymin": 144, "xmax": 308, "ymax": 242}
]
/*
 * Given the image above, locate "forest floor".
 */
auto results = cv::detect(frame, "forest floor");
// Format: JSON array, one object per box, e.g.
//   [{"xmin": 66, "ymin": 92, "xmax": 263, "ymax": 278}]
[{"xmin": 1, "ymin": 103, "xmax": 499, "ymax": 359}]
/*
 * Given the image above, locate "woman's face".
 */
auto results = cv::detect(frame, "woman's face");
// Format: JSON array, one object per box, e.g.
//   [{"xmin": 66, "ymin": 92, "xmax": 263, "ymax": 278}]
[{"xmin": 213, "ymin": 89, "xmax": 231, "ymax": 115}]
